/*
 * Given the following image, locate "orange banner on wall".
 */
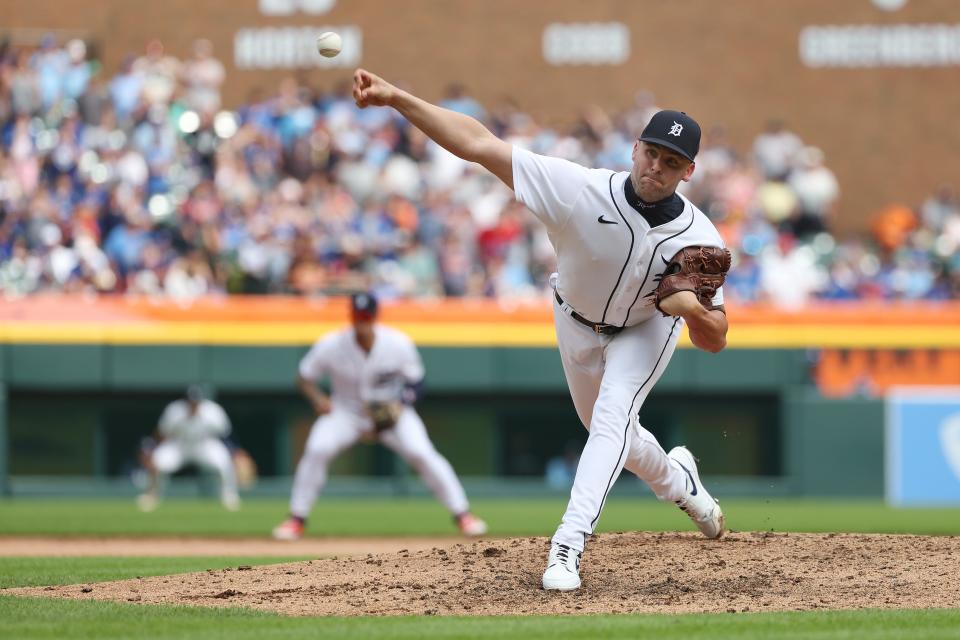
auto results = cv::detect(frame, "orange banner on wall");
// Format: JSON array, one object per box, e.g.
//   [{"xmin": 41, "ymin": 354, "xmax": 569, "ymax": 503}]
[
  {"xmin": 2, "ymin": 295, "xmax": 960, "ymax": 348},
  {"xmin": 815, "ymin": 349, "xmax": 960, "ymax": 396}
]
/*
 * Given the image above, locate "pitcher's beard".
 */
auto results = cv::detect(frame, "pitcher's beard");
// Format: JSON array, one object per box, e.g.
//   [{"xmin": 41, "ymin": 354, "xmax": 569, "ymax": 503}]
[{"xmin": 632, "ymin": 175, "xmax": 669, "ymax": 202}]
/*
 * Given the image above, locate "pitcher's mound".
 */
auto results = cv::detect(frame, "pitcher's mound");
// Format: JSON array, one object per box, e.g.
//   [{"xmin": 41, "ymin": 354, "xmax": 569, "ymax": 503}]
[{"xmin": 10, "ymin": 532, "xmax": 960, "ymax": 616}]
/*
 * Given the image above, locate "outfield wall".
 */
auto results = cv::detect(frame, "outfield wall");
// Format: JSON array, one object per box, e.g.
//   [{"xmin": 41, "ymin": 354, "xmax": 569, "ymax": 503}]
[{"xmin": 3, "ymin": 297, "xmax": 958, "ymax": 498}]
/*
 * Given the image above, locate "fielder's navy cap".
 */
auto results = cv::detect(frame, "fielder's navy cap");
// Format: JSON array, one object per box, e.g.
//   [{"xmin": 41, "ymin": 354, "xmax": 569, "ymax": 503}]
[
  {"xmin": 350, "ymin": 292, "xmax": 378, "ymax": 316},
  {"xmin": 639, "ymin": 110, "xmax": 701, "ymax": 162},
  {"xmin": 186, "ymin": 384, "xmax": 206, "ymax": 402}
]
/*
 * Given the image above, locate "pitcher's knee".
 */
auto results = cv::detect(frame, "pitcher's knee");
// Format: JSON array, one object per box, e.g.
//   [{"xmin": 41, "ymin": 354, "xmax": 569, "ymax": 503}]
[{"xmin": 589, "ymin": 406, "xmax": 631, "ymax": 436}]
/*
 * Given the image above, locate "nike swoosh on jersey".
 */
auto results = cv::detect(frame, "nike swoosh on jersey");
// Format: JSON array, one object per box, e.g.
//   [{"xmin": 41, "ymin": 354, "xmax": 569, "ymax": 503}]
[{"xmin": 597, "ymin": 215, "xmax": 618, "ymax": 225}]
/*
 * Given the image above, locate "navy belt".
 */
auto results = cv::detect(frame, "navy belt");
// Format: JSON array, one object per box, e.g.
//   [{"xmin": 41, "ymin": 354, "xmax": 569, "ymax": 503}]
[{"xmin": 554, "ymin": 291, "xmax": 624, "ymax": 335}]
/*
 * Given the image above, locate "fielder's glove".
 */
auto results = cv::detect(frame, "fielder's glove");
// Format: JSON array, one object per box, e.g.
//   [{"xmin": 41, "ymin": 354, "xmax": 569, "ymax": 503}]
[
  {"xmin": 367, "ymin": 401, "xmax": 402, "ymax": 433},
  {"xmin": 653, "ymin": 246, "xmax": 731, "ymax": 315}
]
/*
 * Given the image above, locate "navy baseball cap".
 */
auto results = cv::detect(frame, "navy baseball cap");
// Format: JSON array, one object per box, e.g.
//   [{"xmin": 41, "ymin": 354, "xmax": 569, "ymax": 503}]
[
  {"xmin": 639, "ymin": 110, "xmax": 701, "ymax": 162},
  {"xmin": 350, "ymin": 292, "xmax": 378, "ymax": 316}
]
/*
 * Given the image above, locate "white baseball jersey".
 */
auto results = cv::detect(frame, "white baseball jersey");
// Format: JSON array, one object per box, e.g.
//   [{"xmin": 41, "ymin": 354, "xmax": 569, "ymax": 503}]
[
  {"xmin": 288, "ymin": 324, "xmax": 470, "ymax": 520},
  {"xmin": 151, "ymin": 399, "xmax": 238, "ymax": 506},
  {"xmin": 298, "ymin": 325, "xmax": 425, "ymax": 414},
  {"xmin": 512, "ymin": 146, "xmax": 724, "ymax": 326},
  {"xmin": 158, "ymin": 400, "xmax": 231, "ymax": 444},
  {"xmin": 512, "ymin": 146, "xmax": 726, "ymax": 553}
]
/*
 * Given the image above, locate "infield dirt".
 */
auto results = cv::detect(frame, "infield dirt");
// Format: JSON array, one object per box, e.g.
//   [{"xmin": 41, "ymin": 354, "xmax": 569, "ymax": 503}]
[{"xmin": 8, "ymin": 532, "xmax": 960, "ymax": 616}]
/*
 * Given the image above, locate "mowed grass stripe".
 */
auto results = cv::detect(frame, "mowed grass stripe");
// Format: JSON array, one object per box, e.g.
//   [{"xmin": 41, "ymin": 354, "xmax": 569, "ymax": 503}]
[
  {"xmin": 1, "ymin": 498, "xmax": 959, "ymax": 537},
  {"xmin": 0, "ymin": 557, "xmax": 307, "ymax": 589},
  {"xmin": 1, "ymin": 597, "xmax": 958, "ymax": 640}
]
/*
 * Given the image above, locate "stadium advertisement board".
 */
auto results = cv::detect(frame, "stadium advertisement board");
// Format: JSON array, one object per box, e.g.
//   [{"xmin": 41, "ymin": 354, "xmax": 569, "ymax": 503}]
[{"xmin": 886, "ymin": 387, "xmax": 960, "ymax": 506}]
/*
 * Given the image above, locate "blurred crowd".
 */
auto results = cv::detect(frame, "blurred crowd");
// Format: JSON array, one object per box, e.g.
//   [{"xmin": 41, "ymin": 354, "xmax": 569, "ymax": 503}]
[{"xmin": 0, "ymin": 35, "xmax": 957, "ymax": 304}]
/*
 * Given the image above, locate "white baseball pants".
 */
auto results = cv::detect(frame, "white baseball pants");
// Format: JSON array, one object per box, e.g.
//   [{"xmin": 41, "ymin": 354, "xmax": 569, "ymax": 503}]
[
  {"xmin": 152, "ymin": 438, "xmax": 239, "ymax": 501},
  {"xmin": 551, "ymin": 296, "xmax": 688, "ymax": 552},
  {"xmin": 288, "ymin": 407, "xmax": 470, "ymax": 518}
]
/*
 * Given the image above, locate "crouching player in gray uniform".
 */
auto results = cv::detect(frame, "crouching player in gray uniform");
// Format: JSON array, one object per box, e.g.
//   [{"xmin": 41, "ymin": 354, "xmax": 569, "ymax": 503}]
[
  {"xmin": 351, "ymin": 69, "xmax": 728, "ymax": 590},
  {"xmin": 272, "ymin": 293, "xmax": 487, "ymax": 540}
]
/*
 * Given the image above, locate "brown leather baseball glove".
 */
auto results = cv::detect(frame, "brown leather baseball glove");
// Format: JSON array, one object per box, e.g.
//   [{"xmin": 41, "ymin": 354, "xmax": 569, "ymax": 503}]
[
  {"xmin": 367, "ymin": 401, "xmax": 403, "ymax": 433},
  {"xmin": 653, "ymin": 246, "xmax": 732, "ymax": 315}
]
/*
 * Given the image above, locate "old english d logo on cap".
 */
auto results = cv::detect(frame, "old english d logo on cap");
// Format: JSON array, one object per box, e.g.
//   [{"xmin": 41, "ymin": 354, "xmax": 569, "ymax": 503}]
[
  {"xmin": 640, "ymin": 110, "xmax": 701, "ymax": 161},
  {"xmin": 351, "ymin": 291, "xmax": 379, "ymax": 315}
]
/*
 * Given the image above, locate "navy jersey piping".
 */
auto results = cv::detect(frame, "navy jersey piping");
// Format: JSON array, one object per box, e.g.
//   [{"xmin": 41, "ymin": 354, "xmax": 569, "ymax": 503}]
[
  {"xmin": 600, "ymin": 173, "xmax": 635, "ymax": 324},
  {"xmin": 620, "ymin": 206, "xmax": 696, "ymax": 328}
]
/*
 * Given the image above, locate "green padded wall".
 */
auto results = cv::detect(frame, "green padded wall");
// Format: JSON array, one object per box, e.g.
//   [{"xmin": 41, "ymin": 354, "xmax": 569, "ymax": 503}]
[
  {"xmin": 0, "ymin": 345, "xmax": 813, "ymax": 392},
  {"xmin": 108, "ymin": 346, "xmax": 204, "ymax": 389},
  {"xmin": 8, "ymin": 345, "xmax": 105, "ymax": 388},
  {"xmin": 784, "ymin": 387, "xmax": 885, "ymax": 496}
]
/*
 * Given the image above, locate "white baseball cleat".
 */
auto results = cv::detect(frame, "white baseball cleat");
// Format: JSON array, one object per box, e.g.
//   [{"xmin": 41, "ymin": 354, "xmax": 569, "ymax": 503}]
[
  {"xmin": 456, "ymin": 512, "xmax": 488, "ymax": 537},
  {"xmin": 136, "ymin": 492, "xmax": 158, "ymax": 512},
  {"xmin": 272, "ymin": 518, "xmax": 305, "ymax": 541},
  {"xmin": 542, "ymin": 542, "xmax": 582, "ymax": 591},
  {"xmin": 222, "ymin": 493, "xmax": 241, "ymax": 512},
  {"xmin": 668, "ymin": 446, "xmax": 725, "ymax": 539}
]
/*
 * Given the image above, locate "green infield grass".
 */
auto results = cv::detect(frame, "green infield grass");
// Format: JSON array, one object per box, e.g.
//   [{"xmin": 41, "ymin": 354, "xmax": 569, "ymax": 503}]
[
  {"xmin": 0, "ymin": 557, "xmax": 307, "ymax": 589},
  {"xmin": 0, "ymin": 497, "xmax": 959, "ymax": 537},
  {"xmin": 1, "ymin": 595, "xmax": 958, "ymax": 640}
]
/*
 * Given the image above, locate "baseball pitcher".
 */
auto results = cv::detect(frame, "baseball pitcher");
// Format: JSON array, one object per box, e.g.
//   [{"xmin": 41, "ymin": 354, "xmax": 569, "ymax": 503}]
[{"xmin": 351, "ymin": 69, "xmax": 730, "ymax": 591}]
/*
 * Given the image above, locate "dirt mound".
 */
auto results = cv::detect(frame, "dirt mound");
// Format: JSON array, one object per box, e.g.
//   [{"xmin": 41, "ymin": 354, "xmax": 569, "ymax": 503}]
[
  {"xmin": 9, "ymin": 532, "xmax": 960, "ymax": 616},
  {"xmin": 0, "ymin": 536, "xmax": 451, "ymax": 558}
]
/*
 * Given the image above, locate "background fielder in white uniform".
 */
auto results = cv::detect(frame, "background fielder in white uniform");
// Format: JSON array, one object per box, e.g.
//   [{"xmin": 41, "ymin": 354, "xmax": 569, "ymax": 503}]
[
  {"xmin": 272, "ymin": 292, "xmax": 487, "ymax": 540},
  {"xmin": 137, "ymin": 385, "xmax": 240, "ymax": 512},
  {"xmin": 351, "ymin": 70, "xmax": 730, "ymax": 591}
]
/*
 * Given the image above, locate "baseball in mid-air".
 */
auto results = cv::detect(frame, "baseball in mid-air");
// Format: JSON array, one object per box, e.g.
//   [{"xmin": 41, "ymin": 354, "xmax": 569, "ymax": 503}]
[{"xmin": 316, "ymin": 31, "xmax": 342, "ymax": 58}]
